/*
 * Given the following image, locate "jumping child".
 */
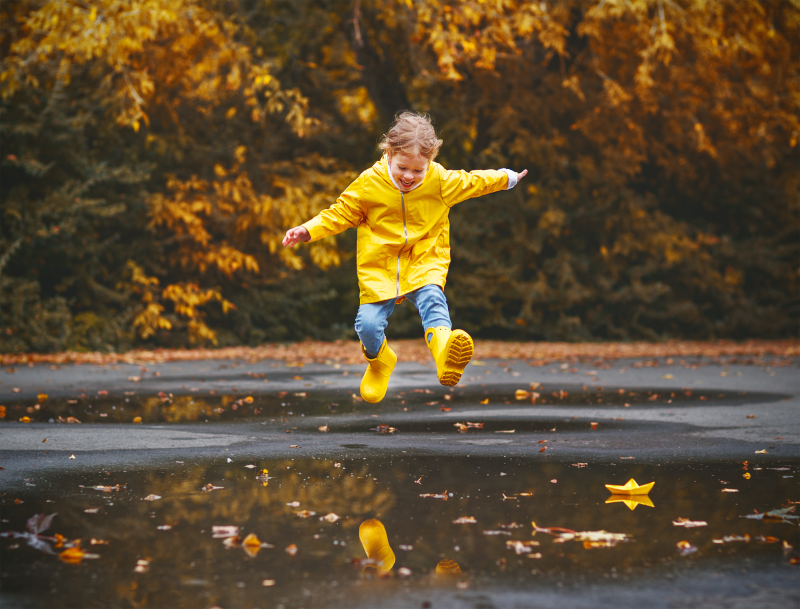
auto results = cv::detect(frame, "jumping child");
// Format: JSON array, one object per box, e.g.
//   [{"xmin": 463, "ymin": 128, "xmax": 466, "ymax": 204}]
[{"xmin": 282, "ymin": 111, "xmax": 527, "ymax": 403}]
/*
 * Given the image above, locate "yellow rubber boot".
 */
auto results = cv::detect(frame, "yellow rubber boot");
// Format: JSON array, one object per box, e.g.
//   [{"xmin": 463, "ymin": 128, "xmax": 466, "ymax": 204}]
[
  {"xmin": 360, "ymin": 339, "xmax": 397, "ymax": 403},
  {"xmin": 359, "ymin": 518, "xmax": 395, "ymax": 574},
  {"xmin": 425, "ymin": 326, "xmax": 474, "ymax": 387}
]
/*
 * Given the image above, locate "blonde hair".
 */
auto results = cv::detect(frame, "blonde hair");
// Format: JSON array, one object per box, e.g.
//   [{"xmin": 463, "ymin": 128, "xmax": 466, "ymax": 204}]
[{"xmin": 379, "ymin": 111, "xmax": 443, "ymax": 161}]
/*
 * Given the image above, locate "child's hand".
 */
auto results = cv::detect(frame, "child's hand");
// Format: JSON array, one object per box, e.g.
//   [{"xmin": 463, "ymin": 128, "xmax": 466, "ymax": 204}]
[
  {"xmin": 517, "ymin": 169, "xmax": 528, "ymax": 182},
  {"xmin": 282, "ymin": 226, "xmax": 311, "ymax": 248}
]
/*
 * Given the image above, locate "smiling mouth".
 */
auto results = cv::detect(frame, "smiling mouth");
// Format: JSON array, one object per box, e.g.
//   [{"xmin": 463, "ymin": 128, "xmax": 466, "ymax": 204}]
[{"xmin": 400, "ymin": 178, "xmax": 414, "ymax": 187}]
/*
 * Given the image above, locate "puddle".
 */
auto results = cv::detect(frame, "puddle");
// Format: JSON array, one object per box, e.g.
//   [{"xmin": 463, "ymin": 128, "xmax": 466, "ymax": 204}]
[
  {"xmin": 2, "ymin": 386, "xmax": 783, "ymax": 425},
  {"xmin": 1, "ymin": 456, "xmax": 797, "ymax": 608}
]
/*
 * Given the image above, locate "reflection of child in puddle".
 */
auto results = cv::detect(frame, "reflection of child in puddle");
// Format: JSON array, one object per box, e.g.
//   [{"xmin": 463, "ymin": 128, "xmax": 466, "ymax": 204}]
[{"xmin": 359, "ymin": 518, "xmax": 461, "ymax": 578}]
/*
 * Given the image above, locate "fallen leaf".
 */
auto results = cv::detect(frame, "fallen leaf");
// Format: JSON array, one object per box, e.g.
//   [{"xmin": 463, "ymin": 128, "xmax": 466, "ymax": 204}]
[
  {"xmin": 157, "ymin": 524, "xmax": 173, "ymax": 531},
  {"xmin": 89, "ymin": 538, "xmax": 109, "ymax": 545},
  {"xmin": 398, "ymin": 567, "xmax": 412, "ymax": 577},
  {"xmin": 201, "ymin": 484, "xmax": 224, "ymax": 492},
  {"xmin": 673, "ymin": 519, "xmax": 707, "ymax": 528},
  {"xmin": 212, "ymin": 526, "xmax": 239, "ymax": 538},
  {"xmin": 496, "ymin": 429, "xmax": 515, "ymax": 433},
  {"xmin": 323, "ymin": 513, "xmax": 340, "ymax": 523},
  {"xmin": 285, "ymin": 543, "xmax": 298, "ymax": 556},
  {"xmin": 550, "ymin": 479, "xmax": 557, "ymax": 483},
  {"xmin": 84, "ymin": 508, "xmax": 99, "ymax": 513},
  {"xmin": 591, "ymin": 422, "xmax": 599, "ymax": 430},
  {"xmin": 133, "ymin": 417, "xmax": 142, "ymax": 424},
  {"xmin": 134, "ymin": 558, "xmax": 150, "ymax": 572},
  {"xmin": 480, "ymin": 399, "xmax": 489, "ymax": 404},
  {"xmin": 452, "ymin": 516, "xmax": 477, "ymax": 524},
  {"xmin": 37, "ymin": 393, "xmax": 48, "ymax": 401},
  {"xmin": 127, "ymin": 376, "xmax": 141, "ymax": 382},
  {"xmin": 662, "ymin": 374, "xmax": 674, "ymax": 379},
  {"xmin": 20, "ymin": 416, "xmax": 31, "ymax": 423},
  {"xmin": 295, "ymin": 510, "xmax": 316, "ymax": 518},
  {"xmin": 677, "ymin": 540, "xmax": 698, "ymax": 556},
  {"xmin": 440, "ymin": 406, "xmax": 451, "ymax": 411},
  {"xmin": 243, "ymin": 533, "xmax": 261, "ymax": 547},
  {"xmin": 482, "ymin": 530, "xmax": 512, "ymax": 536},
  {"xmin": 743, "ymin": 472, "xmax": 751, "ymax": 479},
  {"xmin": 747, "ymin": 414, "xmax": 756, "ymax": 419},
  {"xmin": 143, "ymin": 494, "xmax": 161, "ymax": 501},
  {"xmin": 398, "ymin": 544, "xmax": 414, "ymax": 550},
  {"xmin": 59, "ymin": 546, "xmax": 99, "ymax": 564},
  {"xmin": 743, "ymin": 505, "xmax": 798, "ymax": 524},
  {"xmin": 262, "ymin": 579, "xmax": 276, "ymax": 586},
  {"xmin": 506, "ymin": 540, "xmax": 540, "ymax": 554},
  {"xmin": 289, "ymin": 444, "xmax": 299, "ymax": 448},
  {"xmin": 755, "ymin": 449, "xmax": 768, "ymax": 454},
  {"xmin": 539, "ymin": 447, "xmax": 547, "ymax": 452},
  {"xmin": 419, "ymin": 491, "xmax": 448, "ymax": 500},
  {"xmin": 318, "ymin": 425, "xmax": 329, "ymax": 432},
  {"xmin": 722, "ymin": 488, "xmax": 739, "ymax": 492},
  {"xmin": 515, "ymin": 390, "xmax": 529, "ymax": 400},
  {"xmin": 334, "ymin": 463, "xmax": 341, "ymax": 468},
  {"xmin": 244, "ymin": 464, "xmax": 256, "ymax": 469},
  {"xmin": 572, "ymin": 463, "xmax": 588, "ymax": 468}
]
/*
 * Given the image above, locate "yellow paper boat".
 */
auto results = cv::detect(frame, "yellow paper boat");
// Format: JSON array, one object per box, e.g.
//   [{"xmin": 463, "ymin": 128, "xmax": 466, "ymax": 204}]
[
  {"xmin": 604, "ymin": 478, "xmax": 654, "ymax": 495},
  {"xmin": 605, "ymin": 494, "xmax": 655, "ymax": 510}
]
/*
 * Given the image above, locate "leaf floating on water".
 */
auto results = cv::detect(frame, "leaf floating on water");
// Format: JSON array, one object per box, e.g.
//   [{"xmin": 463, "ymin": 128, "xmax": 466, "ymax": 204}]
[
  {"xmin": 334, "ymin": 463, "xmax": 341, "ymax": 468},
  {"xmin": 134, "ymin": 558, "xmax": 150, "ymax": 572},
  {"xmin": 743, "ymin": 472, "xmax": 751, "ymax": 479},
  {"xmin": 89, "ymin": 538, "xmax": 109, "ymax": 545},
  {"xmin": 515, "ymin": 390, "xmax": 529, "ymax": 400},
  {"xmin": 286, "ymin": 501, "xmax": 300, "ymax": 507},
  {"xmin": 673, "ymin": 519, "xmax": 707, "ymax": 528},
  {"xmin": 370, "ymin": 424, "xmax": 396, "ymax": 433},
  {"xmin": 755, "ymin": 449, "xmax": 768, "ymax": 454},
  {"xmin": 722, "ymin": 488, "xmax": 739, "ymax": 492},
  {"xmin": 59, "ymin": 546, "xmax": 100, "ymax": 564},
  {"xmin": 201, "ymin": 484, "xmax": 223, "ymax": 492},
  {"xmin": 531, "ymin": 522, "xmax": 629, "ymax": 547},
  {"xmin": 452, "ymin": 516, "xmax": 477, "ymax": 524},
  {"xmin": 157, "ymin": 524, "xmax": 173, "ymax": 531},
  {"xmin": 483, "ymin": 530, "xmax": 512, "ymax": 536},
  {"xmin": 242, "ymin": 533, "xmax": 262, "ymax": 557},
  {"xmin": 677, "ymin": 540, "xmax": 698, "ymax": 556},
  {"xmin": 506, "ymin": 540, "xmax": 540, "ymax": 554},
  {"xmin": 222, "ymin": 535, "xmax": 242, "ymax": 549},
  {"xmin": 244, "ymin": 464, "xmax": 256, "ymax": 469},
  {"xmin": 285, "ymin": 543, "xmax": 298, "ymax": 556},
  {"xmin": 499, "ymin": 522, "xmax": 525, "ymax": 529},
  {"xmin": 419, "ymin": 491, "xmax": 448, "ymax": 500},
  {"xmin": 318, "ymin": 425, "xmax": 329, "ymax": 432},
  {"xmin": 480, "ymin": 399, "xmax": 489, "ymax": 404},
  {"xmin": 89, "ymin": 484, "xmax": 126, "ymax": 492},
  {"xmin": 295, "ymin": 510, "xmax": 316, "ymax": 518},
  {"xmin": 572, "ymin": 463, "xmax": 588, "ymax": 468},
  {"xmin": 211, "ymin": 526, "xmax": 239, "ymax": 538},
  {"xmin": 69, "ymin": 454, "xmax": 76, "ymax": 460},
  {"xmin": 322, "ymin": 513, "xmax": 339, "ymax": 523},
  {"xmin": 84, "ymin": 508, "xmax": 99, "ymax": 514},
  {"xmin": 398, "ymin": 567, "xmax": 412, "ymax": 576},
  {"xmin": 712, "ymin": 534, "xmax": 750, "ymax": 544},
  {"xmin": 743, "ymin": 505, "xmax": 798, "ymax": 524},
  {"xmin": 496, "ymin": 430, "xmax": 515, "ymax": 434},
  {"xmin": 143, "ymin": 494, "xmax": 161, "ymax": 501},
  {"xmin": 262, "ymin": 579, "xmax": 276, "ymax": 587},
  {"xmin": 398, "ymin": 544, "xmax": 414, "ymax": 551}
]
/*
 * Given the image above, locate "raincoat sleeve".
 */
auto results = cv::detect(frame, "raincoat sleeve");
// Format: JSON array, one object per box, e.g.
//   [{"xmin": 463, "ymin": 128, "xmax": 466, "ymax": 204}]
[
  {"xmin": 302, "ymin": 177, "xmax": 365, "ymax": 242},
  {"xmin": 438, "ymin": 167, "xmax": 509, "ymax": 207}
]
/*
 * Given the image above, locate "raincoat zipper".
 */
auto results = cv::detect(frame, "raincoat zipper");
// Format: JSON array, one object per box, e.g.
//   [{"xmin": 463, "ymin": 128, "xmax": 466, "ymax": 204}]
[{"xmin": 396, "ymin": 192, "xmax": 409, "ymax": 298}]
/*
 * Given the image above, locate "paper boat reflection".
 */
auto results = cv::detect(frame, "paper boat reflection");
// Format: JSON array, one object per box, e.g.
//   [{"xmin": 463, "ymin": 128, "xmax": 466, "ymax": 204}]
[
  {"xmin": 605, "ymin": 494, "xmax": 655, "ymax": 510},
  {"xmin": 604, "ymin": 478, "xmax": 654, "ymax": 495}
]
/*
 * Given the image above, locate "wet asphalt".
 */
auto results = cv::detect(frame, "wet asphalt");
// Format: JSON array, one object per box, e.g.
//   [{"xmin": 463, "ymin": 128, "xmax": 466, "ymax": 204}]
[{"xmin": 1, "ymin": 355, "xmax": 798, "ymax": 608}]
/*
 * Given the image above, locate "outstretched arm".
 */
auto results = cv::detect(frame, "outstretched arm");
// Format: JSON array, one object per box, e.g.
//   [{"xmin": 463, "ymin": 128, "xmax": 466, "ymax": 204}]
[{"xmin": 440, "ymin": 166, "xmax": 529, "ymax": 206}]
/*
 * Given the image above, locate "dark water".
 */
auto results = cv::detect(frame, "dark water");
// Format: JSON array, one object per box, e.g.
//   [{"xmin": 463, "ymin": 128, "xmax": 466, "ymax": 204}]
[
  {"xmin": 3, "ymin": 385, "xmax": 782, "ymax": 425},
  {"xmin": 2, "ymin": 456, "xmax": 797, "ymax": 609}
]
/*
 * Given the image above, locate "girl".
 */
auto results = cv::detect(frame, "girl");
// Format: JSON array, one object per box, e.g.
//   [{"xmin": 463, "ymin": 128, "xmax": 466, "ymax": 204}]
[{"xmin": 283, "ymin": 112, "xmax": 527, "ymax": 403}]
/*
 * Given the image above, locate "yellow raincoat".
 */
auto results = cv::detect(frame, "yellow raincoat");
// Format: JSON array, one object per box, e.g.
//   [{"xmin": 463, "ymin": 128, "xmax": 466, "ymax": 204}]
[{"xmin": 303, "ymin": 155, "xmax": 509, "ymax": 304}]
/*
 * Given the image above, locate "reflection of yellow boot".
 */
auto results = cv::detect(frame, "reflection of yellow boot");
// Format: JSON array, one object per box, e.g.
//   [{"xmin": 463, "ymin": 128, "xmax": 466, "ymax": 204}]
[
  {"xmin": 435, "ymin": 558, "xmax": 461, "ymax": 576},
  {"xmin": 360, "ymin": 340, "xmax": 397, "ymax": 404},
  {"xmin": 359, "ymin": 519, "xmax": 395, "ymax": 573},
  {"xmin": 425, "ymin": 327, "xmax": 473, "ymax": 387}
]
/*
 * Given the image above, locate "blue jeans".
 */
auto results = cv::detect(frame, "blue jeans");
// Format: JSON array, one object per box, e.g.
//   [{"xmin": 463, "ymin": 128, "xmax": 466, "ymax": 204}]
[{"xmin": 355, "ymin": 284, "xmax": 452, "ymax": 358}]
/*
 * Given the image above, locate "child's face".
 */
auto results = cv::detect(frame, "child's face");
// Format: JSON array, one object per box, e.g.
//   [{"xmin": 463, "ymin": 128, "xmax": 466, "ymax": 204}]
[{"xmin": 388, "ymin": 151, "xmax": 428, "ymax": 191}]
